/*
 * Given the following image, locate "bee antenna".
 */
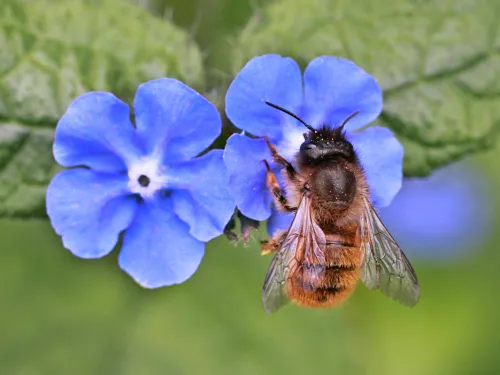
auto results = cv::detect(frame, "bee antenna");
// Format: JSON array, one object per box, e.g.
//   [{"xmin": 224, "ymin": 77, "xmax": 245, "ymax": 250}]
[
  {"xmin": 265, "ymin": 101, "xmax": 316, "ymax": 133},
  {"xmin": 338, "ymin": 110, "xmax": 360, "ymax": 131}
]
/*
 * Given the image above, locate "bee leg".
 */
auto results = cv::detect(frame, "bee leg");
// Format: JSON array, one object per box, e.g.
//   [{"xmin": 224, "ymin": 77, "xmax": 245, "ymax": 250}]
[
  {"xmin": 263, "ymin": 159, "xmax": 297, "ymax": 212},
  {"xmin": 261, "ymin": 230, "xmax": 287, "ymax": 255},
  {"xmin": 263, "ymin": 136, "xmax": 299, "ymax": 182}
]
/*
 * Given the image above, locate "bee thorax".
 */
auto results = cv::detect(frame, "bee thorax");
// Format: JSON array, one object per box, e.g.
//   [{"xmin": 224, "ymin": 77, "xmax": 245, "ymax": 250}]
[{"xmin": 312, "ymin": 162, "xmax": 356, "ymax": 206}]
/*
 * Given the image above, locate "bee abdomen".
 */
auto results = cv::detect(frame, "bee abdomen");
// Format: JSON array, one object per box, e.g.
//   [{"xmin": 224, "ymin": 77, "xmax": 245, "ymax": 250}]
[{"xmin": 287, "ymin": 259, "xmax": 360, "ymax": 308}]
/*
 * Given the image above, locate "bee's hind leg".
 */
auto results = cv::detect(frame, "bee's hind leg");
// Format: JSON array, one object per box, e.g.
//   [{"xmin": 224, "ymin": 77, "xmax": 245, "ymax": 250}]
[
  {"xmin": 263, "ymin": 159, "xmax": 297, "ymax": 212},
  {"xmin": 261, "ymin": 230, "xmax": 288, "ymax": 255}
]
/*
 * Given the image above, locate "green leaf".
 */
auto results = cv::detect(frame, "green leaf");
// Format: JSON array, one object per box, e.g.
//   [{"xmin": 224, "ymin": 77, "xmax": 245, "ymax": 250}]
[
  {"xmin": 230, "ymin": 0, "xmax": 500, "ymax": 176},
  {"xmin": 0, "ymin": 0, "xmax": 204, "ymax": 217}
]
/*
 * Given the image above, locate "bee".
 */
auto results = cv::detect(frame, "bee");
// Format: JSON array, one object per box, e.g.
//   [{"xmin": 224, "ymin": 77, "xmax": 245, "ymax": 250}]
[{"xmin": 260, "ymin": 101, "xmax": 420, "ymax": 313}]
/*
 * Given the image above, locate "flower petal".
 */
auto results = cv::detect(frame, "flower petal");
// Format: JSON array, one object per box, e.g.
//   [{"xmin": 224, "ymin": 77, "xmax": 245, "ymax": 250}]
[
  {"xmin": 223, "ymin": 134, "xmax": 273, "ymax": 221},
  {"xmin": 379, "ymin": 163, "xmax": 491, "ymax": 258},
  {"xmin": 225, "ymin": 54, "xmax": 303, "ymax": 142},
  {"xmin": 348, "ymin": 126, "xmax": 403, "ymax": 207},
  {"xmin": 266, "ymin": 204, "xmax": 294, "ymax": 237},
  {"xmin": 119, "ymin": 197, "xmax": 204, "ymax": 288},
  {"xmin": 54, "ymin": 92, "xmax": 142, "ymax": 172},
  {"xmin": 46, "ymin": 169, "xmax": 138, "ymax": 258},
  {"xmin": 134, "ymin": 78, "xmax": 221, "ymax": 164},
  {"xmin": 165, "ymin": 150, "xmax": 235, "ymax": 242},
  {"xmin": 303, "ymin": 56, "xmax": 382, "ymax": 132}
]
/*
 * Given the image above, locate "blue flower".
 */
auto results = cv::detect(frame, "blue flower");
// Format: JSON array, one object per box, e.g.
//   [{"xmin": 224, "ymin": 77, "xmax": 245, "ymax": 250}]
[
  {"xmin": 379, "ymin": 163, "xmax": 491, "ymax": 259},
  {"xmin": 46, "ymin": 78, "xmax": 235, "ymax": 288},
  {"xmin": 223, "ymin": 54, "xmax": 403, "ymax": 235}
]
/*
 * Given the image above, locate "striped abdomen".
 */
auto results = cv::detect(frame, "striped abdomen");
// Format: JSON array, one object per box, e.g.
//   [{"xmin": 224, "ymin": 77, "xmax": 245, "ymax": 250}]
[{"xmin": 287, "ymin": 233, "xmax": 363, "ymax": 308}]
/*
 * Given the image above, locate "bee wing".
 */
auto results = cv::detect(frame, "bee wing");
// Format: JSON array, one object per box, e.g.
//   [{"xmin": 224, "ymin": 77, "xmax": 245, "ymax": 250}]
[
  {"xmin": 360, "ymin": 200, "xmax": 420, "ymax": 307},
  {"xmin": 261, "ymin": 248, "xmax": 295, "ymax": 314},
  {"xmin": 262, "ymin": 194, "xmax": 326, "ymax": 313}
]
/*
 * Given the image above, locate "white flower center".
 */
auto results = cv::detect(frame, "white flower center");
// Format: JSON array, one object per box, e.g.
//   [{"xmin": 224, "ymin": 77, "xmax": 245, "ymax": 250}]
[
  {"xmin": 277, "ymin": 127, "xmax": 306, "ymax": 160},
  {"xmin": 128, "ymin": 157, "xmax": 167, "ymax": 199}
]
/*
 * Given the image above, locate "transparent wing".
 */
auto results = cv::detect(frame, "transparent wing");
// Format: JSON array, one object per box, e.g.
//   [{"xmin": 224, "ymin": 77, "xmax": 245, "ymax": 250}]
[
  {"xmin": 261, "ymin": 246, "xmax": 296, "ymax": 314},
  {"xmin": 262, "ymin": 194, "xmax": 326, "ymax": 313},
  {"xmin": 360, "ymin": 200, "xmax": 420, "ymax": 307}
]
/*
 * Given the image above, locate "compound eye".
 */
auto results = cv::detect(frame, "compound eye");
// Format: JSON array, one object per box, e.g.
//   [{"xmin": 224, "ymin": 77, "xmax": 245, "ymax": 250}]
[
  {"xmin": 300, "ymin": 141, "xmax": 317, "ymax": 151},
  {"xmin": 335, "ymin": 141, "xmax": 353, "ymax": 151}
]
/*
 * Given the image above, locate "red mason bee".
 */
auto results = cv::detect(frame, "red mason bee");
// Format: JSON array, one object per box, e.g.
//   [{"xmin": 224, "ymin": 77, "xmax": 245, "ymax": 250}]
[{"xmin": 260, "ymin": 102, "xmax": 419, "ymax": 313}]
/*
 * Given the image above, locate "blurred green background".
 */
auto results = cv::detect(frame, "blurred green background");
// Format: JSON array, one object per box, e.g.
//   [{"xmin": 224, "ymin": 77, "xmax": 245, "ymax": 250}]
[
  {"xmin": 2, "ymin": 0, "xmax": 500, "ymax": 374},
  {"xmin": 4, "ymin": 149, "xmax": 500, "ymax": 375}
]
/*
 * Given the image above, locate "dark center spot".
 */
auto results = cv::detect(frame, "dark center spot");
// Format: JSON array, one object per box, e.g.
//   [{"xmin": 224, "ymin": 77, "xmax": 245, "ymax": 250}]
[{"xmin": 138, "ymin": 175, "xmax": 150, "ymax": 187}]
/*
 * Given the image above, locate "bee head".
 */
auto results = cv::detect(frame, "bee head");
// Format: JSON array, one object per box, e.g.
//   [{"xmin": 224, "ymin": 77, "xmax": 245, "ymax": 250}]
[
  {"xmin": 264, "ymin": 101, "xmax": 359, "ymax": 163},
  {"xmin": 300, "ymin": 126, "xmax": 355, "ymax": 162}
]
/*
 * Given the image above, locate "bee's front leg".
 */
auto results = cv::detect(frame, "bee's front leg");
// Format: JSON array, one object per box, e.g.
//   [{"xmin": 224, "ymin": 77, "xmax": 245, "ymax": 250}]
[
  {"xmin": 263, "ymin": 136, "xmax": 300, "ymax": 183},
  {"xmin": 263, "ymin": 160, "xmax": 297, "ymax": 212}
]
